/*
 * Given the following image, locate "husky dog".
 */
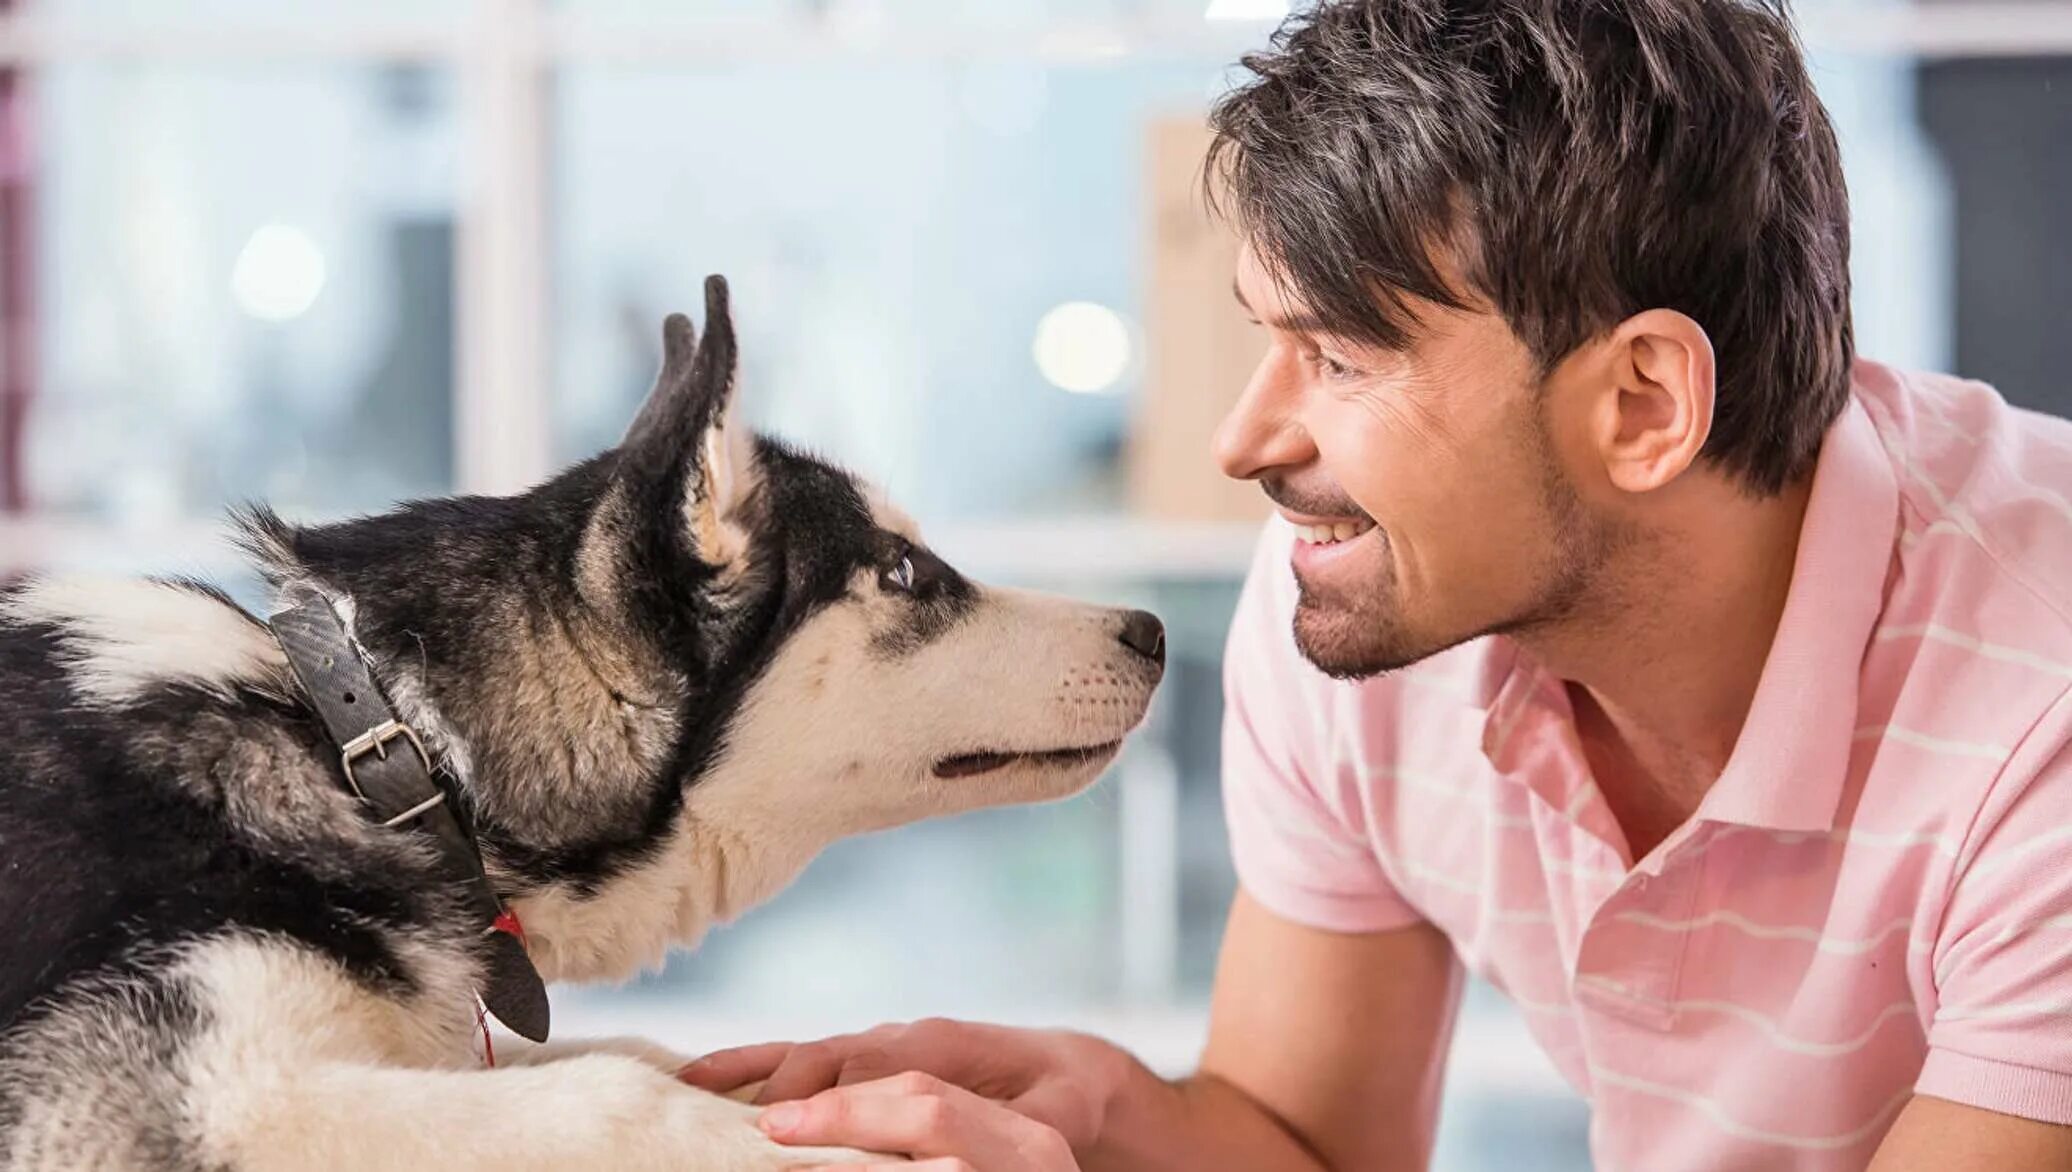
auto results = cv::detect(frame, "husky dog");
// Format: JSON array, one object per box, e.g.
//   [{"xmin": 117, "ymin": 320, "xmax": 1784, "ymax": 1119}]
[{"xmin": 0, "ymin": 277, "xmax": 1166, "ymax": 1171}]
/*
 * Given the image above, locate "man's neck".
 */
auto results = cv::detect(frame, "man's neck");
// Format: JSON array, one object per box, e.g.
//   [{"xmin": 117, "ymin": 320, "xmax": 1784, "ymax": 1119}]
[{"xmin": 1519, "ymin": 472, "xmax": 1814, "ymax": 860}]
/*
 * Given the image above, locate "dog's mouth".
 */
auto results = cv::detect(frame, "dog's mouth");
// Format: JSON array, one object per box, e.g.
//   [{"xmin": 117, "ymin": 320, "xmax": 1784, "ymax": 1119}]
[{"xmin": 932, "ymin": 741, "xmax": 1124, "ymax": 780}]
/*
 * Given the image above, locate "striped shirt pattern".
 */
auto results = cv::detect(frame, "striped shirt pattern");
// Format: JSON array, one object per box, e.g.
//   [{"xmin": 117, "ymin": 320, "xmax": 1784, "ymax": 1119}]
[{"xmin": 1221, "ymin": 360, "xmax": 2072, "ymax": 1170}]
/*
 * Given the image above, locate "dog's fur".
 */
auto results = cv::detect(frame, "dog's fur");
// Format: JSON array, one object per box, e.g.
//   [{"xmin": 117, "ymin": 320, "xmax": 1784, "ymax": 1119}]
[{"xmin": 0, "ymin": 277, "xmax": 1164, "ymax": 1171}]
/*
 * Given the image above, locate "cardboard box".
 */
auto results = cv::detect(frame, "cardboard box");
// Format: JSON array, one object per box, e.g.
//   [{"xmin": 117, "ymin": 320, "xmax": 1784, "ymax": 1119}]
[{"xmin": 1128, "ymin": 115, "xmax": 1271, "ymax": 525}]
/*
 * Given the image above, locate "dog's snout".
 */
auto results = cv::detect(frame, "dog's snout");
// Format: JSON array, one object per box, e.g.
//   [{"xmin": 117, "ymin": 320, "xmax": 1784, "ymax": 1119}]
[{"xmin": 1117, "ymin": 610, "xmax": 1166, "ymax": 668}]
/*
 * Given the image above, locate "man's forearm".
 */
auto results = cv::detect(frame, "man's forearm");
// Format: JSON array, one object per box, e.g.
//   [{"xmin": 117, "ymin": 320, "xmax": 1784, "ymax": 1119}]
[{"xmin": 1085, "ymin": 1064, "xmax": 1330, "ymax": 1172}]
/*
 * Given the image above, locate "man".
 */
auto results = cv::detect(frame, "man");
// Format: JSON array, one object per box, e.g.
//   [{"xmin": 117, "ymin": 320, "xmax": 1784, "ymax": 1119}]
[{"xmin": 683, "ymin": 1, "xmax": 2072, "ymax": 1168}]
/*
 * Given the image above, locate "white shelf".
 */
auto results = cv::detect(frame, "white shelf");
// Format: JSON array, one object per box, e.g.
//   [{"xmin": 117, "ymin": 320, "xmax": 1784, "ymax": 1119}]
[
  {"xmin": 6, "ymin": 5, "xmax": 2072, "ymax": 65},
  {"xmin": 0, "ymin": 16, "xmax": 460, "ymax": 63},
  {"xmin": 1799, "ymin": 3, "xmax": 2072, "ymax": 58},
  {"xmin": 539, "ymin": 14, "xmax": 1270, "ymax": 67},
  {"xmin": 0, "ymin": 513, "xmax": 1263, "ymax": 582},
  {"xmin": 0, "ymin": 516, "xmax": 242, "ymax": 578},
  {"xmin": 930, "ymin": 515, "xmax": 1261, "ymax": 582},
  {"xmin": 552, "ymin": 5, "xmax": 2072, "ymax": 64}
]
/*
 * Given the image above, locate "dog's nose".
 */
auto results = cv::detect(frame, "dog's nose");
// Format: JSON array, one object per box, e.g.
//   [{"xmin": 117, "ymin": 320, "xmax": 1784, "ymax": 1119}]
[{"xmin": 1118, "ymin": 610, "xmax": 1166, "ymax": 667}]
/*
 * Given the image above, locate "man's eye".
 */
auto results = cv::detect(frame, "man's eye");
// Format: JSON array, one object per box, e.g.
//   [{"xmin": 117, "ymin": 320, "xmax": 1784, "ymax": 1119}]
[
  {"xmin": 883, "ymin": 555, "xmax": 917, "ymax": 594},
  {"xmin": 1315, "ymin": 352, "xmax": 1359, "ymax": 380}
]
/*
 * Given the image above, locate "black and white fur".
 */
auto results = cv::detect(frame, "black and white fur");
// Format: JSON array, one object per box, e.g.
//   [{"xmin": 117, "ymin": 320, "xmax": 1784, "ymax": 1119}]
[{"xmin": 0, "ymin": 277, "xmax": 1165, "ymax": 1171}]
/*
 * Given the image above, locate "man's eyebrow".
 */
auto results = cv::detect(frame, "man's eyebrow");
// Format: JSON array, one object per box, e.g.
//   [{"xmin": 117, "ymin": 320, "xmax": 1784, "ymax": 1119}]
[{"xmin": 1232, "ymin": 280, "xmax": 1331, "ymax": 335}]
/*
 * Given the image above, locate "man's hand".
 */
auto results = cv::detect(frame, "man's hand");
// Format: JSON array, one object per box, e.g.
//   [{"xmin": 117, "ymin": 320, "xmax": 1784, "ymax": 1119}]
[
  {"xmin": 684, "ymin": 895, "xmax": 1460, "ymax": 1172},
  {"xmin": 681, "ymin": 1019, "xmax": 1124, "ymax": 1153},
  {"xmin": 752, "ymin": 1071, "xmax": 1079, "ymax": 1171}
]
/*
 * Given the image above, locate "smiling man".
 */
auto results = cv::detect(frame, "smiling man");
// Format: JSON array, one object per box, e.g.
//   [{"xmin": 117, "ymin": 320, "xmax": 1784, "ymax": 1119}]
[{"xmin": 682, "ymin": 1, "xmax": 2072, "ymax": 1169}]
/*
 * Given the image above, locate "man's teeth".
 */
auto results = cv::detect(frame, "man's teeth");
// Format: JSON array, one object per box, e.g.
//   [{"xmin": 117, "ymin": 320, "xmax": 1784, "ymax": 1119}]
[{"xmin": 1294, "ymin": 520, "xmax": 1376, "ymax": 546}]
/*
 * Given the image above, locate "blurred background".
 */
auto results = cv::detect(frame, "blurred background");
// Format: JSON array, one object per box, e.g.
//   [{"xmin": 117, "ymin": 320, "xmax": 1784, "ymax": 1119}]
[{"xmin": 1, "ymin": 0, "xmax": 2066, "ymax": 1166}]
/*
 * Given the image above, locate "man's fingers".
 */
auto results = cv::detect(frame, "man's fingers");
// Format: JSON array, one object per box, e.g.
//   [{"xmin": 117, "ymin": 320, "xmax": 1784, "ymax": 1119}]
[
  {"xmin": 690, "ymin": 1018, "xmax": 1014, "ymax": 1105},
  {"xmin": 754, "ymin": 1020, "xmax": 986, "ymax": 1104},
  {"xmin": 719, "ymin": 1079, "xmax": 767, "ymax": 1104},
  {"xmin": 761, "ymin": 1076, "xmax": 971, "ymax": 1153},
  {"xmin": 809, "ymin": 1161, "xmax": 976, "ymax": 1172},
  {"xmin": 755, "ymin": 1036, "xmax": 896, "ymax": 1105},
  {"xmin": 762, "ymin": 1073, "xmax": 1071, "ymax": 1170},
  {"xmin": 676, "ymin": 1042, "xmax": 796, "ymax": 1092}
]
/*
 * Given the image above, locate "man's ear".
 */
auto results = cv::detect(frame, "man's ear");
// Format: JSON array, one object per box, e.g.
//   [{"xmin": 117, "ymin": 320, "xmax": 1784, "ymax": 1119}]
[
  {"xmin": 1590, "ymin": 308, "xmax": 1716, "ymax": 494},
  {"xmin": 619, "ymin": 275, "xmax": 760, "ymax": 569}
]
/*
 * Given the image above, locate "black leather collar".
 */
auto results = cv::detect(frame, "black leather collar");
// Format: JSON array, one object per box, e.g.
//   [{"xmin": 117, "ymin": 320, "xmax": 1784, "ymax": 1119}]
[{"xmin": 268, "ymin": 593, "xmax": 551, "ymax": 1043}]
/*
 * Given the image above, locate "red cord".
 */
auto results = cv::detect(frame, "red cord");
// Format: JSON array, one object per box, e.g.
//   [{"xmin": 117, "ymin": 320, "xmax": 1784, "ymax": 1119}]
[{"xmin": 477, "ymin": 1000, "xmax": 496, "ymax": 1068}]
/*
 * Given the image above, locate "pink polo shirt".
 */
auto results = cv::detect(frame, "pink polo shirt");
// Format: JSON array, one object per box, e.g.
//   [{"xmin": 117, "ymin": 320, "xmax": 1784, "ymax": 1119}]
[{"xmin": 1222, "ymin": 360, "xmax": 2072, "ymax": 1170}]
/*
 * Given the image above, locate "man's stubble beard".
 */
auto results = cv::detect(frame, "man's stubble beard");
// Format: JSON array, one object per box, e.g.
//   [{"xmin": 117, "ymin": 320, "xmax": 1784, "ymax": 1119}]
[{"xmin": 1290, "ymin": 416, "xmax": 1632, "ymax": 681}]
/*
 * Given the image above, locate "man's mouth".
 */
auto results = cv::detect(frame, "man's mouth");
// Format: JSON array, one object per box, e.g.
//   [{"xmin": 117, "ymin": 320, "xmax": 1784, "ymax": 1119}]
[
  {"xmin": 1290, "ymin": 518, "xmax": 1378, "ymax": 547},
  {"xmin": 933, "ymin": 742, "xmax": 1124, "ymax": 779}
]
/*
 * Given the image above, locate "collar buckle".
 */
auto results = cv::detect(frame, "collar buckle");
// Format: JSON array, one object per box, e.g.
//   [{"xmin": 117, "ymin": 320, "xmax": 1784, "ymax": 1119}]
[{"xmin": 339, "ymin": 718, "xmax": 435, "ymax": 809}]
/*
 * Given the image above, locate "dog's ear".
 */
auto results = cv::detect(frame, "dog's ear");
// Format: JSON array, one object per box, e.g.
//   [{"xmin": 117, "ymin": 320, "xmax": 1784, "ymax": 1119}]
[{"xmin": 619, "ymin": 275, "xmax": 760, "ymax": 569}]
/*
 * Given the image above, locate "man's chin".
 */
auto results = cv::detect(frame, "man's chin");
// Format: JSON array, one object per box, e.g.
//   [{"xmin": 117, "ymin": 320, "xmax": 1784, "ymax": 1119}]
[{"xmin": 1292, "ymin": 605, "xmax": 1432, "ymax": 680}]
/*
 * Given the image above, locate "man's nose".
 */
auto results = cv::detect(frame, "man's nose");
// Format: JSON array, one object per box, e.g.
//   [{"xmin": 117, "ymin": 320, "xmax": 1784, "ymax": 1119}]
[{"xmin": 1213, "ymin": 350, "xmax": 1315, "ymax": 482}]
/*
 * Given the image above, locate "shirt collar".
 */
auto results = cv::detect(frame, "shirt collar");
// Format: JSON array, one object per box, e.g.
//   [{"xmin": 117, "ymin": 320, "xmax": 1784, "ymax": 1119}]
[
  {"xmin": 1479, "ymin": 389, "xmax": 1900, "ymax": 833},
  {"xmin": 1699, "ymin": 393, "xmax": 1898, "ymax": 831}
]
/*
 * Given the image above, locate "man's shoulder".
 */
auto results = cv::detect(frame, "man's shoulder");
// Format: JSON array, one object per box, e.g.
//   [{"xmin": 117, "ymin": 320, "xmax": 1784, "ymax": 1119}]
[
  {"xmin": 1853, "ymin": 362, "xmax": 2072, "ymax": 829},
  {"xmin": 1858, "ymin": 360, "xmax": 2072, "ymax": 650}
]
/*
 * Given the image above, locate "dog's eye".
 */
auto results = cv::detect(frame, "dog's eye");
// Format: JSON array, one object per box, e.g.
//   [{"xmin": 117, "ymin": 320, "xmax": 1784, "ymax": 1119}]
[{"xmin": 883, "ymin": 555, "xmax": 917, "ymax": 594}]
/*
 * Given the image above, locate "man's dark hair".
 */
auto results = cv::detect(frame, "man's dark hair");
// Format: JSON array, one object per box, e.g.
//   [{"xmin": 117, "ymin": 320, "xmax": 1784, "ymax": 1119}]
[{"xmin": 1207, "ymin": 0, "xmax": 1852, "ymax": 494}]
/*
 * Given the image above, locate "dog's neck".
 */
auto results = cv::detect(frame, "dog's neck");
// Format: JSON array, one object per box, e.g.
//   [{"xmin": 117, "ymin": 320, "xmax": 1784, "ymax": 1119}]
[
  {"xmin": 496, "ymin": 796, "xmax": 826, "ymax": 984},
  {"xmin": 274, "ymin": 576, "xmax": 817, "ymax": 986}
]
